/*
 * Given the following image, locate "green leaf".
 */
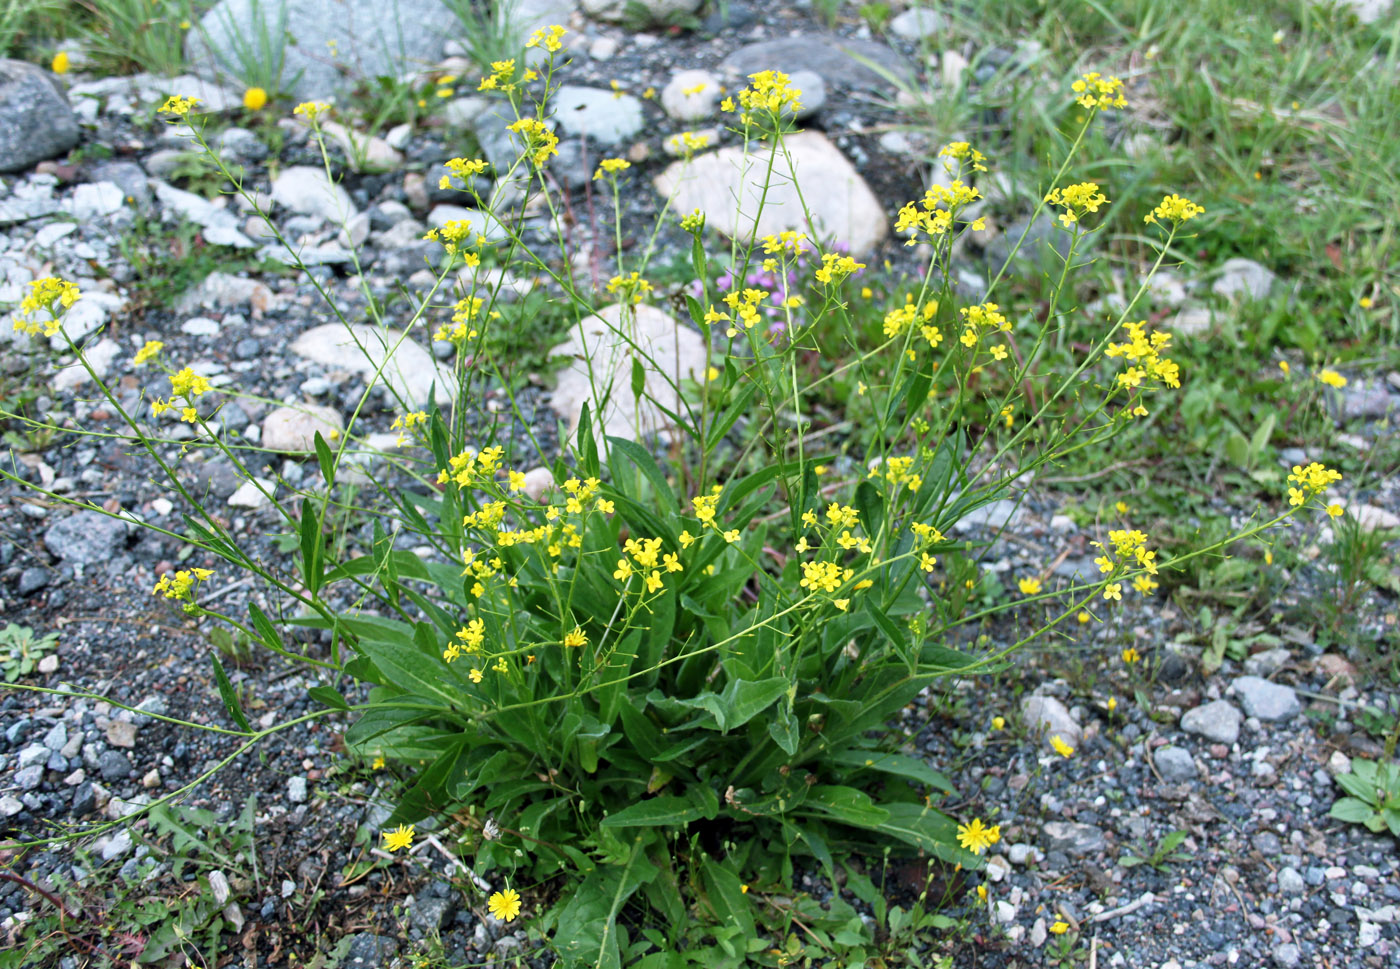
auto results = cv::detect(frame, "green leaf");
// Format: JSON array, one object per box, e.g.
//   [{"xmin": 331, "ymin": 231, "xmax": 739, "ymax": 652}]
[
  {"xmin": 767, "ymin": 708, "xmax": 800, "ymax": 756},
  {"xmin": 699, "ymin": 856, "xmax": 754, "ymax": 939},
  {"xmin": 298, "ymin": 498, "xmax": 323, "ymax": 596},
  {"xmin": 578, "ymin": 402, "xmax": 600, "ymax": 478},
  {"xmin": 554, "ymin": 838, "xmax": 656, "ymax": 969},
  {"xmin": 313, "ymin": 430, "xmax": 336, "ymax": 486},
  {"xmin": 209, "ymin": 653, "xmax": 251, "ymax": 733},
  {"xmin": 606, "ymin": 437, "xmax": 679, "ymax": 514},
  {"xmin": 1329, "ymin": 797, "xmax": 1377, "ymax": 824},
  {"xmin": 705, "ymin": 381, "xmax": 759, "ymax": 451},
  {"xmin": 675, "ymin": 676, "xmax": 788, "ymax": 732},
  {"xmin": 356, "ymin": 638, "xmax": 463, "ymax": 709},
  {"xmin": 307, "ymin": 685, "xmax": 348, "ymax": 710},
  {"xmin": 876, "ymin": 802, "xmax": 976, "ymax": 867},
  {"xmin": 631, "ymin": 355, "xmax": 646, "ymax": 399},
  {"xmin": 248, "ymin": 602, "xmax": 282, "ymax": 653},
  {"xmin": 801, "ymin": 786, "xmax": 890, "ymax": 828},
  {"xmin": 601, "ymin": 796, "xmax": 705, "ymax": 828},
  {"xmin": 827, "ymin": 749, "xmax": 953, "ymax": 793}
]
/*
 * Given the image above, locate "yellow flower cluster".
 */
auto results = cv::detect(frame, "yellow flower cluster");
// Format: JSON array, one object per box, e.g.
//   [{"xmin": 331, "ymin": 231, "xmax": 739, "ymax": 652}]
[
  {"xmin": 440, "ymin": 157, "xmax": 489, "ymax": 190},
  {"xmin": 814, "ymin": 252, "xmax": 865, "ymax": 285},
  {"xmin": 434, "ymin": 295, "xmax": 488, "ymax": 344},
  {"xmin": 438, "ymin": 445, "xmax": 505, "ymax": 489},
  {"xmin": 705, "ymin": 287, "xmax": 770, "ymax": 337},
  {"xmin": 957, "ymin": 302, "xmax": 1010, "ymax": 349},
  {"xmin": 1045, "ymin": 182, "xmax": 1109, "ymax": 229},
  {"xmin": 733, "ymin": 69, "xmax": 803, "ymax": 120},
  {"xmin": 664, "ymin": 131, "xmax": 712, "ymax": 158},
  {"xmin": 1091, "ymin": 528, "xmax": 1159, "ymax": 596},
  {"xmin": 293, "ymin": 101, "xmax": 330, "ymax": 121},
  {"xmin": 525, "ymin": 24, "xmax": 566, "ymax": 52},
  {"xmin": 505, "ymin": 116, "xmax": 558, "ymax": 166},
  {"xmin": 761, "ymin": 231, "xmax": 808, "ymax": 257},
  {"xmin": 592, "ymin": 157, "xmax": 631, "ymax": 180},
  {"xmin": 1286, "ymin": 462, "xmax": 1342, "ymax": 507},
  {"xmin": 869, "ymin": 456, "xmax": 922, "ymax": 494},
  {"xmin": 479, "ymin": 59, "xmax": 538, "ymax": 94},
  {"xmin": 1072, "ymin": 72, "xmax": 1126, "ymax": 110},
  {"xmin": 160, "ymin": 95, "xmax": 201, "ymax": 117},
  {"xmin": 152, "ymin": 567, "xmax": 214, "ymax": 602},
  {"xmin": 894, "ymin": 180, "xmax": 984, "ymax": 245},
  {"xmin": 939, "ymin": 141, "xmax": 988, "ymax": 173},
  {"xmin": 1144, "ymin": 193, "xmax": 1205, "ymax": 227},
  {"xmin": 133, "ymin": 340, "xmax": 164, "ymax": 366},
  {"xmin": 1105, "ymin": 321, "xmax": 1179, "ymax": 416},
  {"xmin": 424, "ymin": 219, "xmax": 487, "ymax": 264},
  {"xmin": 613, "ymin": 535, "xmax": 685, "ymax": 593},
  {"xmin": 151, "ymin": 367, "xmax": 214, "ymax": 423},
  {"xmin": 1316, "ymin": 368, "xmax": 1347, "ymax": 389},
  {"xmin": 390, "ymin": 410, "xmax": 428, "ymax": 446},
  {"xmin": 882, "ymin": 295, "xmax": 938, "ymax": 339},
  {"xmin": 606, "ymin": 271, "xmax": 653, "ymax": 305},
  {"xmin": 11, "ymin": 276, "xmax": 80, "ymax": 336}
]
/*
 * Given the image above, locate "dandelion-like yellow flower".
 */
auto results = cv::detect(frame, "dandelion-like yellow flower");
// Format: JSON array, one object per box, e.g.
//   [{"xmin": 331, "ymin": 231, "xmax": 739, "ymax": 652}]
[
  {"xmin": 1050, "ymin": 920, "xmax": 1070, "ymax": 935},
  {"xmin": 956, "ymin": 817, "xmax": 1001, "ymax": 855},
  {"xmin": 488, "ymin": 887, "xmax": 522, "ymax": 922},
  {"xmin": 1050, "ymin": 735, "xmax": 1075, "ymax": 758},
  {"xmin": 382, "ymin": 824, "xmax": 414, "ymax": 852},
  {"xmin": 1121, "ymin": 647, "xmax": 1140, "ymax": 664},
  {"xmin": 243, "ymin": 87, "xmax": 268, "ymax": 111},
  {"xmin": 1316, "ymin": 368, "xmax": 1347, "ymax": 388},
  {"xmin": 1018, "ymin": 577, "xmax": 1042, "ymax": 595},
  {"xmin": 51, "ymin": 51, "xmax": 70, "ymax": 75},
  {"xmin": 563, "ymin": 626, "xmax": 587, "ymax": 648}
]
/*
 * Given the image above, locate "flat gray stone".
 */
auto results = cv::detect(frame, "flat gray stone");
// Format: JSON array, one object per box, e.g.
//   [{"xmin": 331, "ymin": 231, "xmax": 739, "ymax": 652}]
[
  {"xmin": 0, "ymin": 60, "xmax": 80, "ymax": 173},
  {"xmin": 1153, "ymin": 745, "xmax": 1197, "ymax": 782},
  {"xmin": 261, "ymin": 405, "xmax": 345, "ymax": 453},
  {"xmin": 722, "ymin": 35, "xmax": 910, "ymax": 90},
  {"xmin": 290, "ymin": 322, "xmax": 456, "ymax": 407},
  {"xmin": 1019, "ymin": 694, "xmax": 1082, "ymax": 750},
  {"xmin": 271, "ymin": 166, "xmax": 357, "ymax": 223},
  {"xmin": 581, "ymin": 0, "xmax": 701, "ymax": 26},
  {"xmin": 1041, "ymin": 821, "xmax": 1106, "ymax": 856},
  {"xmin": 1180, "ymin": 699, "xmax": 1242, "ymax": 744},
  {"xmin": 551, "ymin": 86, "xmax": 645, "ymax": 145},
  {"xmin": 1232, "ymin": 675, "xmax": 1301, "ymax": 721},
  {"xmin": 186, "ymin": 0, "xmax": 454, "ymax": 101},
  {"xmin": 1212, "ymin": 257, "xmax": 1276, "ymax": 302},
  {"xmin": 44, "ymin": 511, "xmax": 127, "ymax": 565}
]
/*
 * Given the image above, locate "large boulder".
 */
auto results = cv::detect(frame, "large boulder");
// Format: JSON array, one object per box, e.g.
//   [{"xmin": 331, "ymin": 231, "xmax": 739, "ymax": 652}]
[
  {"xmin": 185, "ymin": 0, "xmax": 454, "ymax": 101},
  {"xmin": 290, "ymin": 322, "xmax": 457, "ymax": 407},
  {"xmin": 654, "ymin": 131, "xmax": 888, "ymax": 259},
  {"xmin": 0, "ymin": 60, "xmax": 80, "ymax": 173},
  {"xmin": 581, "ymin": 0, "xmax": 702, "ymax": 26}
]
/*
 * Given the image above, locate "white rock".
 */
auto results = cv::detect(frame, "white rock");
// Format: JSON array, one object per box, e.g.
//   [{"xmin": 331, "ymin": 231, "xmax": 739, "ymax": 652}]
[
  {"xmin": 152, "ymin": 181, "xmax": 257, "ymax": 248},
  {"xmin": 52, "ymin": 338, "xmax": 121, "ymax": 392},
  {"xmin": 1212, "ymin": 257, "xmax": 1276, "ymax": 302},
  {"xmin": 551, "ymin": 85, "xmax": 645, "ymax": 145},
  {"xmin": 1333, "ymin": 0, "xmax": 1392, "ymax": 24},
  {"xmin": 549, "ymin": 303, "xmax": 706, "ymax": 444},
  {"xmin": 1020, "ymin": 694, "xmax": 1082, "ymax": 750},
  {"xmin": 941, "ymin": 50, "xmax": 969, "ymax": 88},
  {"xmin": 995, "ymin": 900, "xmax": 1017, "ymax": 923},
  {"xmin": 181, "ymin": 316, "xmax": 221, "ymax": 336},
  {"xmin": 227, "ymin": 479, "xmax": 275, "ymax": 509},
  {"xmin": 271, "ymin": 166, "xmax": 358, "ymax": 224},
  {"xmin": 890, "ymin": 8, "xmax": 947, "ymax": 39},
  {"xmin": 66, "ymin": 181, "xmax": 127, "ymax": 220},
  {"xmin": 290, "ymin": 323, "xmax": 458, "ymax": 407},
  {"xmin": 986, "ymin": 855, "xmax": 1011, "ymax": 883},
  {"xmin": 261, "ymin": 405, "xmax": 345, "ymax": 453},
  {"xmin": 660, "ymin": 69, "xmax": 720, "ymax": 122},
  {"xmin": 46, "ymin": 291, "xmax": 125, "ymax": 350},
  {"xmin": 1169, "ymin": 306, "xmax": 1214, "ymax": 337},
  {"xmin": 34, "ymin": 222, "xmax": 78, "ymax": 247},
  {"xmin": 152, "ymin": 498, "xmax": 174, "ymax": 516},
  {"xmin": 321, "ymin": 121, "xmax": 403, "ymax": 172},
  {"xmin": 520, "ymin": 467, "xmax": 556, "ymax": 501},
  {"xmin": 1342, "ymin": 503, "xmax": 1400, "ymax": 533},
  {"xmin": 589, "ymin": 36, "xmax": 619, "ymax": 60},
  {"xmin": 654, "ymin": 131, "xmax": 887, "ymax": 259},
  {"xmin": 209, "ymin": 870, "xmax": 232, "ymax": 905},
  {"xmin": 581, "ymin": 0, "xmax": 702, "ymax": 26}
]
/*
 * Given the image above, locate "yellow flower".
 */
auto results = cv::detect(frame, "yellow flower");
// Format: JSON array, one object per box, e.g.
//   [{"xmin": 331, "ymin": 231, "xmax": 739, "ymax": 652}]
[
  {"xmin": 1050, "ymin": 920, "xmax": 1070, "ymax": 935},
  {"xmin": 1103, "ymin": 583, "xmax": 1122, "ymax": 601},
  {"xmin": 956, "ymin": 817, "xmax": 1001, "ymax": 855},
  {"xmin": 294, "ymin": 101, "xmax": 330, "ymax": 121},
  {"xmin": 488, "ymin": 887, "xmax": 522, "ymax": 922},
  {"xmin": 469, "ymin": 668, "xmax": 484, "ymax": 683},
  {"xmin": 133, "ymin": 340, "xmax": 164, "ymax": 365},
  {"xmin": 243, "ymin": 87, "xmax": 268, "ymax": 111},
  {"xmin": 1018, "ymin": 577, "xmax": 1041, "ymax": 595},
  {"xmin": 1077, "ymin": 611, "xmax": 1091, "ymax": 624},
  {"xmin": 51, "ymin": 51, "xmax": 70, "ymax": 75},
  {"xmin": 1359, "ymin": 296, "xmax": 1373, "ymax": 309},
  {"xmin": 1107, "ymin": 696, "xmax": 1118, "ymax": 713},
  {"xmin": 1317, "ymin": 368, "xmax": 1347, "ymax": 388},
  {"xmin": 1144, "ymin": 193, "xmax": 1205, "ymax": 226},
  {"xmin": 1071, "ymin": 72, "xmax": 1126, "ymax": 110},
  {"xmin": 1326, "ymin": 503, "xmax": 1343, "ymax": 518},
  {"xmin": 1121, "ymin": 647, "xmax": 1140, "ymax": 665},
  {"xmin": 563, "ymin": 626, "xmax": 587, "ymax": 648},
  {"xmin": 977, "ymin": 884, "xmax": 988, "ymax": 901},
  {"xmin": 1050, "ymin": 735, "xmax": 1074, "ymax": 758},
  {"xmin": 160, "ymin": 94, "xmax": 201, "ymax": 116},
  {"xmin": 371, "ymin": 755, "xmax": 385, "ymax": 769},
  {"xmin": 382, "ymin": 824, "xmax": 414, "ymax": 852},
  {"xmin": 991, "ymin": 716, "xmax": 1005, "ymax": 730}
]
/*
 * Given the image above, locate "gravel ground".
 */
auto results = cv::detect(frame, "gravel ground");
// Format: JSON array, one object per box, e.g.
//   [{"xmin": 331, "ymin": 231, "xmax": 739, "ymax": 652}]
[{"xmin": 2, "ymin": 1, "xmax": 1398, "ymax": 966}]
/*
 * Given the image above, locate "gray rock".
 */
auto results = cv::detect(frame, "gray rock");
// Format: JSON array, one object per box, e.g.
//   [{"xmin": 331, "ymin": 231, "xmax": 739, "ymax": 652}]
[
  {"xmin": 98, "ymin": 749, "xmax": 131, "ymax": 782},
  {"xmin": 90, "ymin": 160, "xmax": 151, "ymax": 207},
  {"xmin": 1019, "ymin": 694, "xmax": 1082, "ymax": 750},
  {"xmin": 788, "ymin": 70, "xmax": 826, "ymax": 120},
  {"xmin": 660, "ymin": 69, "xmax": 720, "ymax": 122},
  {"xmin": 581, "ymin": 0, "xmax": 702, "ymax": 26},
  {"xmin": 1341, "ymin": 382, "xmax": 1393, "ymax": 420},
  {"xmin": 14, "ymin": 765, "xmax": 44, "ymax": 790},
  {"xmin": 722, "ymin": 35, "xmax": 910, "ymax": 90},
  {"xmin": 18, "ymin": 744, "xmax": 50, "ymax": 769},
  {"xmin": 410, "ymin": 893, "xmax": 455, "ymax": 934},
  {"xmin": 1272, "ymin": 942, "xmax": 1301, "ymax": 968},
  {"xmin": 42, "ymin": 722, "xmax": 67, "ymax": 751},
  {"xmin": 152, "ymin": 180, "xmax": 257, "ymax": 249},
  {"xmin": 0, "ymin": 196, "xmax": 60, "ymax": 225},
  {"xmin": 341, "ymin": 933, "xmax": 400, "ymax": 968},
  {"xmin": 1232, "ymin": 675, "xmax": 1301, "ymax": 721},
  {"xmin": 287, "ymin": 776, "xmax": 308, "ymax": 803},
  {"xmin": 106, "ymin": 720, "xmax": 138, "ymax": 748},
  {"xmin": 1180, "ymin": 699, "xmax": 1242, "ymax": 744},
  {"xmin": 0, "ymin": 794, "xmax": 23, "ymax": 817},
  {"xmin": 186, "ymin": 0, "xmax": 453, "ymax": 101},
  {"xmin": 100, "ymin": 830, "xmax": 133, "ymax": 861},
  {"xmin": 1041, "ymin": 821, "xmax": 1106, "ymax": 856},
  {"xmin": 133, "ymin": 696, "xmax": 169, "ymax": 724},
  {"xmin": 1244, "ymin": 648, "xmax": 1291, "ymax": 677},
  {"xmin": 66, "ymin": 181, "xmax": 127, "ymax": 221},
  {"xmin": 0, "ymin": 60, "xmax": 80, "ymax": 173},
  {"xmin": 18, "ymin": 567, "xmax": 50, "ymax": 595},
  {"xmin": 44, "ymin": 511, "xmax": 127, "ymax": 565},
  {"xmin": 1212, "ymin": 257, "xmax": 1276, "ymax": 302},
  {"xmin": 271, "ymin": 166, "xmax": 357, "ymax": 223}
]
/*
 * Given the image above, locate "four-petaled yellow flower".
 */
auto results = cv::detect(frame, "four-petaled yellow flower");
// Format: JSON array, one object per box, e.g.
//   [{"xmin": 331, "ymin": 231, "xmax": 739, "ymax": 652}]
[
  {"xmin": 489, "ymin": 887, "xmax": 522, "ymax": 922},
  {"xmin": 382, "ymin": 824, "xmax": 414, "ymax": 852},
  {"xmin": 956, "ymin": 817, "xmax": 1001, "ymax": 855},
  {"xmin": 1103, "ymin": 583, "xmax": 1122, "ymax": 601}
]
